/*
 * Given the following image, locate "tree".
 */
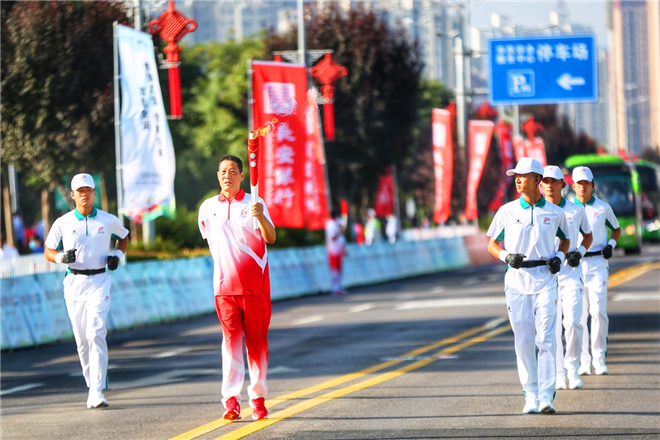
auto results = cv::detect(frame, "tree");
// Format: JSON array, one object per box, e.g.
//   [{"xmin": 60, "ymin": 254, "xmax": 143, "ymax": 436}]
[
  {"xmin": 265, "ymin": 3, "xmax": 423, "ymax": 214},
  {"xmin": 1, "ymin": 1, "xmax": 128, "ymax": 234}
]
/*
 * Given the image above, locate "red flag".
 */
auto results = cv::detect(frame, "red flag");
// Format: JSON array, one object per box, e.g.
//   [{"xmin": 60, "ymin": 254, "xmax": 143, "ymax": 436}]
[
  {"xmin": 512, "ymin": 135, "xmax": 526, "ymax": 162},
  {"xmin": 465, "ymin": 120, "xmax": 494, "ymax": 220},
  {"xmin": 432, "ymin": 109, "xmax": 453, "ymax": 224},
  {"xmin": 251, "ymin": 61, "xmax": 307, "ymax": 228},
  {"xmin": 489, "ymin": 121, "xmax": 514, "ymax": 212},
  {"xmin": 374, "ymin": 168, "xmax": 395, "ymax": 217},
  {"xmin": 303, "ymin": 88, "xmax": 330, "ymax": 230},
  {"xmin": 526, "ymin": 137, "xmax": 547, "ymax": 166}
]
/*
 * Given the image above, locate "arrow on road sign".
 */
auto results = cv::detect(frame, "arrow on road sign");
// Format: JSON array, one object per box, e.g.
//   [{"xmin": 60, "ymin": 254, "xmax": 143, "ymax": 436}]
[{"xmin": 557, "ymin": 73, "xmax": 586, "ymax": 90}]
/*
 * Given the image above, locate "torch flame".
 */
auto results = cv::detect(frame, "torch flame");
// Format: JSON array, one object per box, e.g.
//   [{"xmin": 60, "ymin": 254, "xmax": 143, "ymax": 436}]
[{"xmin": 252, "ymin": 118, "xmax": 278, "ymax": 138}]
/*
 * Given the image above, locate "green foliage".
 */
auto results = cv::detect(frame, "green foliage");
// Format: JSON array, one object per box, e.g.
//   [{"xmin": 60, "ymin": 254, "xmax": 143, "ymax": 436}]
[
  {"xmin": 1, "ymin": 1, "xmax": 128, "ymax": 199},
  {"xmin": 265, "ymin": 3, "xmax": 423, "ymax": 213}
]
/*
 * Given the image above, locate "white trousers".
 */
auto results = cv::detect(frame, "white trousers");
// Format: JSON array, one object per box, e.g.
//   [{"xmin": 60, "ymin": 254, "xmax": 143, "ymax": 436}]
[
  {"xmin": 64, "ymin": 294, "xmax": 111, "ymax": 393},
  {"xmin": 580, "ymin": 257, "xmax": 610, "ymax": 365},
  {"xmin": 555, "ymin": 280, "xmax": 584, "ymax": 374},
  {"xmin": 506, "ymin": 288, "xmax": 558, "ymax": 402}
]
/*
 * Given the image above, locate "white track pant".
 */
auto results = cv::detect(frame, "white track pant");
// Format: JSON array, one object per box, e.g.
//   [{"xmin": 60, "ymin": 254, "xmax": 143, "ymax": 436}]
[
  {"xmin": 64, "ymin": 290, "xmax": 111, "ymax": 393},
  {"xmin": 506, "ymin": 288, "xmax": 558, "ymax": 403},
  {"xmin": 555, "ymin": 278, "xmax": 584, "ymax": 374},
  {"xmin": 580, "ymin": 257, "xmax": 610, "ymax": 365}
]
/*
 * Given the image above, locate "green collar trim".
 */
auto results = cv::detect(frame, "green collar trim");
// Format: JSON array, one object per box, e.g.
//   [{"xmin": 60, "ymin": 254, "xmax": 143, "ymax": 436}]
[
  {"xmin": 74, "ymin": 207, "xmax": 97, "ymax": 220},
  {"xmin": 574, "ymin": 196, "xmax": 596, "ymax": 206},
  {"xmin": 558, "ymin": 197, "xmax": 566, "ymax": 208},
  {"xmin": 520, "ymin": 196, "xmax": 546, "ymax": 209}
]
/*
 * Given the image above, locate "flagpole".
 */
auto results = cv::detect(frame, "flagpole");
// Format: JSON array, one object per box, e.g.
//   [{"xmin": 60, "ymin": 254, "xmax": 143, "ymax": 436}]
[{"xmin": 113, "ymin": 22, "xmax": 123, "ymax": 223}]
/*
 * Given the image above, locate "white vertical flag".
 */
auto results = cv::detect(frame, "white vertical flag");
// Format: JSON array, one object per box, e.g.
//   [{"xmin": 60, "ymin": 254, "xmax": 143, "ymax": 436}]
[{"xmin": 116, "ymin": 24, "xmax": 175, "ymax": 223}]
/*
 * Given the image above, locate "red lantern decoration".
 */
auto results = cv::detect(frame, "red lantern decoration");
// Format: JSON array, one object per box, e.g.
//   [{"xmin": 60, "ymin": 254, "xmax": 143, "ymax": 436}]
[
  {"xmin": 310, "ymin": 53, "xmax": 347, "ymax": 141},
  {"xmin": 521, "ymin": 116, "xmax": 544, "ymax": 140},
  {"xmin": 148, "ymin": 0, "xmax": 197, "ymax": 119}
]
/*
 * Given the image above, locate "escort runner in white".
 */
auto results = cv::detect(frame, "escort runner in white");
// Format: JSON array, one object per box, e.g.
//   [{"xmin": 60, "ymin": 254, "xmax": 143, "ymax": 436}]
[
  {"xmin": 44, "ymin": 173, "xmax": 129, "ymax": 409},
  {"xmin": 541, "ymin": 166, "xmax": 593, "ymax": 391},
  {"xmin": 572, "ymin": 166, "xmax": 621, "ymax": 376},
  {"xmin": 198, "ymin": 155, "xmax": 276, "ymax": 421},
  {"xmin": 487, "ymin": 158, "xmax": 570, "ymax": 415}
]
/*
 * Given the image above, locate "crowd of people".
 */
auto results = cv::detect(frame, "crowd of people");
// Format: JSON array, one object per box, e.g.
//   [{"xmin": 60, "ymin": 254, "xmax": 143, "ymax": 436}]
[{"xmin": 1, "ymin": 211, "xmax": 46, "ymax": 259}]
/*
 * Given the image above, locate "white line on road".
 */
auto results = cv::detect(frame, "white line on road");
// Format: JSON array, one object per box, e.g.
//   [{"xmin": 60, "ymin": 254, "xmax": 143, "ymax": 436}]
[
  {"xmin": 150, "ymin": 348, "xmax": 193, "ymax": 359},
  {"xmin": 292, "ymin": 315, "xmax": 324, "ymax": 326},
  {"xmin": 396, "ymin": 296, "xmax": 506, "ymax": 310},
  {"xmin": 613, "ymin": 292, "xmax": 660, "ymax": 302},
  {"xmin": 460, "ymin": 279, "xmax": 480, "ymax": 286},
  {"xmin": 268, "ymin": 366, "xmax": 300, "ymax": 374},
  {"xmin": 432, "ymin": 287, "xmax": 445, "ymax": 293},
  {"xmin": 349, "ymin": 303, "xmax": 374, "ymax": 313},
  {"xmin": 0, "ymin": 383, "xmax": 44, "ymax": 396}
]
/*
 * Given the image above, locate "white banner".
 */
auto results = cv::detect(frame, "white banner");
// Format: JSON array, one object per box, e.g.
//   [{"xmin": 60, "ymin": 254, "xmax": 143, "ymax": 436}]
[{"xmin": 117, "ymin": 24, "xmax": 175, "ymax": 223}]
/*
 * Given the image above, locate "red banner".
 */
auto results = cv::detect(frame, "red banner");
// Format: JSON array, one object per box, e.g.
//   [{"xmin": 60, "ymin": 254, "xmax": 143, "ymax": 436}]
[
  {"xmin": 374, "ymin": 169, "xmax": 395, "ymax": 217},
  {"xmin": 488, "ymin": 121, "xmax": 514, "ymax": 212},
  {"xmin": 465, "ymin": 120, "xmax": 494, "ymax": 220},
  {"xmin": 512, "ymin": 135, "xmax": 526, "ymax": 162},
  {"xmin": 432, "ymin": 109, "xmax": 453, "ymax": 224},
  {"xmin": 303, "ymin": 88, "xmax": 330, "ymax": 230},
  {"xmin": 526, "ymin": 137, "xmax": 547, "ymax": 166},
  {"xmin": 251, "ymin": 61, "xmax": 307, "ymax": 228}
]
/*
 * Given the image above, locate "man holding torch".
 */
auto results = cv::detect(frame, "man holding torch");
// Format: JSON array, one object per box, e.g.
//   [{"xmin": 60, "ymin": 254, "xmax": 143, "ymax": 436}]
[{"xmin": 198, "ymin": 150, "xmax": 276, "ymax": 421}]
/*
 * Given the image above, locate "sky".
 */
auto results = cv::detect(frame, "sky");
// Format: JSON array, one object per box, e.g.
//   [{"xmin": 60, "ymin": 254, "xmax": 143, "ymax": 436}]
[{"xmin": 468, "ymin": 0, "xmax": 607, "ymax": 47}]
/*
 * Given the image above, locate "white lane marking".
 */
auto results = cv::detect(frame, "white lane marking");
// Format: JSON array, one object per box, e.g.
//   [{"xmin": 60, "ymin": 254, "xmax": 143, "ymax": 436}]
[
  {"xmin": 432, "ymin": 287, "xmax": 445, "ymax": 293},
  {"xmin": 396, "ymin": 296, "xmax": 506, "ymax": 311},
  {"xmin": 0, "ymin": 383, "xmax": 44, "ymax": 396},
  {"xmin": 613, "ymin": 292, "xmax": 660, "ymax": 302},
  {"xmin": 110, "ymin": 369, "xmax": 219, "ymax": 390},
  {"xmin": 268, "ymin": 366, "xmax": 300, "ymax": 374},
  {"xmin": 292, "ymin": 315, "xmax": 324, "ymax": 326},
  {"xmin": 349, "ymin": 303, "xmax": 374, "ymax": 313},
  {"xmin": 461, "ymin": 279, "xmax": 480, "ymax": 286},
  {"xmin": 484, "ymin": 316, "xmax": 508, "ymax": 330},
  {"xmin": 150, "ymin": 348, "xmax": 193, "ymax": 359}
]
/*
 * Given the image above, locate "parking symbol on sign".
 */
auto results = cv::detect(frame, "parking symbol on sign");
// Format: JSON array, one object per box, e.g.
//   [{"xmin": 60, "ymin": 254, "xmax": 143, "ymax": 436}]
[{"xmin": 507, "ymin": 70, "xmax": 535, "ymax": 97}]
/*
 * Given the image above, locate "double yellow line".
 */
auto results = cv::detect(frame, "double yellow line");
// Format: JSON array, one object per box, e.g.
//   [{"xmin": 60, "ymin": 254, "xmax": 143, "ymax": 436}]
[
  {"xmin": 170, "ymin": 317, "xmax": 511, "ymax": 440},
  {"xmin": 609, "ymin": 262, "xmax": 660, "ymax": 288}
]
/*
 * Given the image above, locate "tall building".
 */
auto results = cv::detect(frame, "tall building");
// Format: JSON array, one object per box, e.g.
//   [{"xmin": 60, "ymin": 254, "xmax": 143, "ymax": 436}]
[{"xmin": 609, "ymin": 0, "xmax": 659, "ymax": 155}]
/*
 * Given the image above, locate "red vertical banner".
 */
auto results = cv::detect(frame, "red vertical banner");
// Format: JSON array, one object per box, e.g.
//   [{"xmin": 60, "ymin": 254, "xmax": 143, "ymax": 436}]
[
  {"xmin": 512, "ymin": 135, "xmax": 526, "ymax": 162},
  {"xmin": 465, "ymin": 120, "xmax": 494, "ymax": 220},
  {"xmin": 304, "ymin": 88, "xmax": 330, "ymax": 230},
  {"xmin": 488, "ymin": 121, "xmax": 514, "ymax": 212},
  {"xmin": 526, "ymin": 137, "xmax": 547, "ymax": 166},
  {"xmin": 432, "ymin": 109, "xmax": 453, "ymax": 224},
  {"xmin": 374, "ymin": 169, "xmax": 395, "ymax": 217},
  {"xmin": 251, "ymin": 61, "xmax": 307, "ymax": 228}
]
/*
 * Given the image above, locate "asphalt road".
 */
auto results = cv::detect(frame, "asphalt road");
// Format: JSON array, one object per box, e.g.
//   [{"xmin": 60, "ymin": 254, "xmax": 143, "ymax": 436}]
[{"xmin": 2, "ymin": 244, "xmax": 659, "ymax": 440}]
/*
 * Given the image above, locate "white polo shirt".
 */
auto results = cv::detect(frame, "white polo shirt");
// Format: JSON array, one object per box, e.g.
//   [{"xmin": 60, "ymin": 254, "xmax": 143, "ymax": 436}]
[
  {"xmin": 487, "ymin": 197, "xmax": 569, "ymax": 295},
  {"xmin": 198, "ymin": 189, "xmax": 273, "ymax": 296},
  {"xmin": 46, "ymin": 208, "xmax": 129, "ymax": 271},
  {"xmin": 325, "ymin": 218, "xmax": 345, "ymax": 256},
  {"xmin": 555, "ymin": 197, "xmax": 592, "ymax": 284},
  {"xmin": 575, "ymin": 196, "xmax": 619, "ymax": 252}
]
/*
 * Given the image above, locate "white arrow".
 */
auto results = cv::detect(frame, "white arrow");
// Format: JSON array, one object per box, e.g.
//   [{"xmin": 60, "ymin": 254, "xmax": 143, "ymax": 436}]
[{"xmin": 557, "ymin": 73, "xmax": 586, "ymax": 90}]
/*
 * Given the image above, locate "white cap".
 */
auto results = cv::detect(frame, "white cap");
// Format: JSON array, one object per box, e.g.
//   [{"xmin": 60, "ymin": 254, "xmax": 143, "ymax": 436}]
[
  {"xmin": 506, "ymin": 157, "xmax": 544, "ymax": 176},
  {"xmin": 71, "ymin": 173, "xmax": 95, "ymax": 191},
  {"xmin": 543, "ymin": 165, "xmax": 564, "ymax": 181},
  {"xmin": 572, "ymin": 166, "xmax": 594, "ymax": 183}
]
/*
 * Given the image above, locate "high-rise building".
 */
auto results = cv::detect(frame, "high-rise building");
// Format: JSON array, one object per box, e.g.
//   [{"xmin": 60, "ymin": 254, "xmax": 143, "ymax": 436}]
[{"xmin": 608, "ymin": 0, "xmax": 659, "ymax": 155}]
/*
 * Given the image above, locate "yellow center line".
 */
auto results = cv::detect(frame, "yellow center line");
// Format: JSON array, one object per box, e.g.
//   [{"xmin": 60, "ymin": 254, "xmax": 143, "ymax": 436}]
[
  {"xmin": 609, "ymin": 262, "xmax": 660, "ymax": 288},
  {"xmin": 213, "ymin": 325, "xmax": 512, "ymax": 440},
  {"xmin": 169, "ymin": 321, "xmax": 499, "ymax": 440}
]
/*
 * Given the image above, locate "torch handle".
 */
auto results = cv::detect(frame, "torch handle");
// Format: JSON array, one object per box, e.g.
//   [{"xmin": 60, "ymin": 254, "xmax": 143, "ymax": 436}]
[{"xmin": 248, "ymin": 132, "xmax": 260, "ymax": 230}]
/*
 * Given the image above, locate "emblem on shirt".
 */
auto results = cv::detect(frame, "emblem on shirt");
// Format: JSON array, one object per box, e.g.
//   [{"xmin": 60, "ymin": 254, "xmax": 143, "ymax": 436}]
[
  {"xmin": 543, "ymin": 217, "xmax": 551, "ymax": 225},
  {"xmin": 240, "ymin": 207, "xmax": 250, "ymax": 221},
  {"xmin": 567, "ymin": 216, "xmax": 573, "ymax": 223},
  {"xmin": 98, "ymin": 227, "xmax": 105, "ymax": 233},
  {"xmin": 514, "ymin": 218, "xmax": 522, "ymax": 224},
  {"xmin": 71, "ymin": 229, "xmax": 78, "ymax": 235},
  {"xmin": 593, "ymin": 212, "xmax": 600, "ymax": 218}
]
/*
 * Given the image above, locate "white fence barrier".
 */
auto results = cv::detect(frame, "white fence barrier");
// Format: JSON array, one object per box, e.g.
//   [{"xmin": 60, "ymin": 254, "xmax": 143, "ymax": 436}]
[{"xmin": 0, "ymin": 236, "xmax": 474, "ymax": 350}]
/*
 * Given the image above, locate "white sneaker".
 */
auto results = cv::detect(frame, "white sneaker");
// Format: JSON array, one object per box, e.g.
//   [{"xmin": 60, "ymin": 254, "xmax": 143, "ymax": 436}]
[
  {"xmin": 87, "ymin": 391, "xmax": 109, "ymax": 409},
  {"xmin": 556, "ymin": 373, "xmax": 568, "ymax": 390},
  {"xmin": 578, "ymin": 363, "xmax": 592, "ymax": 376},
  {"xmin": 567, "ymin": 370, "xmax": 584, "ymax": 389},
  {"xmin": 593, "ymin": 359, "xmax": 609, "ymax": 375},
  {"xmin": 539, "ymin": 400, "xmax": 556, "ymax": 414},
  {"xmin": 522, "ymin": 398, "xmax": 540, "ymax": 414}
]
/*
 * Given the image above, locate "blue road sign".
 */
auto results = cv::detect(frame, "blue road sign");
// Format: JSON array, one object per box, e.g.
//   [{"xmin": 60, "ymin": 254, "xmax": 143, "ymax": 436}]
[{"xmin": 488, "ymin": 34, "xmax": 598, "ymax": 105}]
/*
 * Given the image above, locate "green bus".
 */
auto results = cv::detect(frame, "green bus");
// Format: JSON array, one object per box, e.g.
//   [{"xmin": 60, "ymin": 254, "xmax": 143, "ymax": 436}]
[
  {"xmin": 563, "ymin": 154, "xmax": 643, "ymax": 254},
  {"xmin": 636, "ymin": 160, "xmax": 660, "ymax": 241}
]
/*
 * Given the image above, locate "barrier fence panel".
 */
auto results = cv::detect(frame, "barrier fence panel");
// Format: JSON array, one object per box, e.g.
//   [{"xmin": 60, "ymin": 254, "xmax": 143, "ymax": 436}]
[
  {"xmin": 1, "ymin": 278, "xmax": 34, "ymax": 349},
  {"xmin": 11, "ymin": 275, "xmax": 59, "ymax": 345},
  {"xmin": 34, "ymin": 272, "xmax": 73, "ymax": 341}
]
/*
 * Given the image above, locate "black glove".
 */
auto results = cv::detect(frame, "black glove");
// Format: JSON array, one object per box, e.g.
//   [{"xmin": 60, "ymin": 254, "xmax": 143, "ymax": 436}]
[
  {"xmin": 505, "ymin": 253, "xmax": 525, "ymax": 269},
  {"xmin": 106, "ymin": 255, "xmax": 120, "ymax": 271},
  {"xmin": 547, "ymin": 256, "xmax": 562, "ymax": 274},
  {"xmin": 565, "ymin": 251, "xmax": 582, "ymax": 268},
  {"xmin": 601, "ymin": 245, "xmax": 613, "ymax": 259},
  {"xmin": 62, "ymin": 249, "xmax": 77, "ymax": 264}
]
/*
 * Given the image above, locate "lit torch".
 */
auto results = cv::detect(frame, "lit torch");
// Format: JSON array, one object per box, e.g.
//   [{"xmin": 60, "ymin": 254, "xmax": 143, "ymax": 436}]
[{"xmin": 248, "ymin": 118, "xmax": 278, "ymax": 229}]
